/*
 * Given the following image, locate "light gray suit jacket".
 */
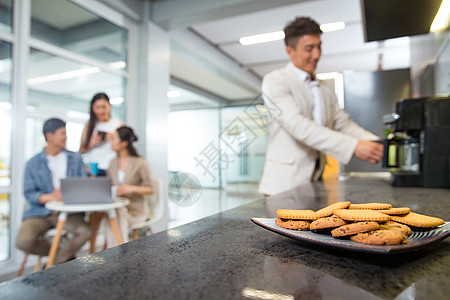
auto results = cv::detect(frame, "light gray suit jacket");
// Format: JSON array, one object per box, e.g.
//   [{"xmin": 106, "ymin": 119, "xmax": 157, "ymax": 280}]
[{"xmin": 258, "ymin": 63, "xmax": 378, "ymax": 195}]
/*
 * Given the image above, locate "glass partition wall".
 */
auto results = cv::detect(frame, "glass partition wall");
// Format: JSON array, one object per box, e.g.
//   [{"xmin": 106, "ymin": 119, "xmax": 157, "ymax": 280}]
[
  {"xmin": 0, "ymin": 0, "xmax": 13, "ymax": 263},
  {"xmin": 168, "ymin": 104, "xmax": 267, "ymax": 189},
  {"xmin": 0, "ymin": 0, "xmax": 130, "ymax": 269},
  {"xmin": 167, "ymin": 103, "xmax": 267, "ymax": 228},
  {"xmin": 220, "ymin": 106, "xmax": 267, "ymax": 185}
]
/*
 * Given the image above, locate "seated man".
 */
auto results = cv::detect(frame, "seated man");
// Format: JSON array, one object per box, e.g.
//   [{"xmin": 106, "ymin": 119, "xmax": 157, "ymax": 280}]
[{"xmin": 16, "ymin": 118, "xmax": 93, "ymax": 265}]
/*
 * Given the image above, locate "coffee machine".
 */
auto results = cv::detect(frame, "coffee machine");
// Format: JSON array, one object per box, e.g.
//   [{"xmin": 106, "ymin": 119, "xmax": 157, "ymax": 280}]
[{"xmin": 382, "ymin": 96, "xmax": 450, "ymax": 188}]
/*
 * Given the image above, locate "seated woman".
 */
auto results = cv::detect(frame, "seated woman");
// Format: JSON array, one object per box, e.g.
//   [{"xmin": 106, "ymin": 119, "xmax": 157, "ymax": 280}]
[{"xmin": 104, "ymin": 126, "xmax": 152, "ymax": 247}]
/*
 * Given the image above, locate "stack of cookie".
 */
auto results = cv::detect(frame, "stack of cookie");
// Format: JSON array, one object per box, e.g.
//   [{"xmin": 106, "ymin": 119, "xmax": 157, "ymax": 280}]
[{"xmin": 275, "ymin": 202, "xmax": 445, "ymax": 245}]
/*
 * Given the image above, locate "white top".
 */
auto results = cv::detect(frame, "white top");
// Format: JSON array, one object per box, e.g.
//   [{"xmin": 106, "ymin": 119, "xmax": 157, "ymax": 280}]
[
  {"xmin": 47, "ymin": 151, "xmax": 67, "ymax": 189},
  {"xmin": 289, "ymin": 63, "xmax": 324, "ymax": 125},
  {"xmin": 86, "ymin": 117, "xmax": 122, "ymax": 169},
  {"xmin": 118, "ymin": 169, "xmax": 125, "ymax": 185}
]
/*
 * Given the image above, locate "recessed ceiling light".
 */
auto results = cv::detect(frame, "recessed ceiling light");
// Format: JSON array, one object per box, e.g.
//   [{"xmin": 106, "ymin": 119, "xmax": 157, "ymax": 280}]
[
  {"xmin": 320, "ymin": 21, "xmax": 346, "ymax": 32},
  {"xmin": 167, "ymin": 91, "xmax": 181, "ymax": 98},
  {"xmin": 27, "ymin": 67, "xmax": 101, "ymax": 85},
  {"xmin": 108, "ymin": 61, "xmax": 126, "ymax": 70},
  {"xmin": 239, "ymin": 31, "xmax": 285, "ymax": 45},
  {"xmin": 430, "ymin": 0, "xmax": 450, "ymax": 32},
  {"xmin": 109, "ymin": 97, "xmax": 124, "ymax": 105},
  {"xmin": 239, "ymin": 21, "xmax": 346, "ymax": 46}
]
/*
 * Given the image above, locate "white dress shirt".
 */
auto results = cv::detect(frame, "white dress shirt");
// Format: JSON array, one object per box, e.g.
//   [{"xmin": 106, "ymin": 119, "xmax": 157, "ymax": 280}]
[{"xmin": 289, "ymin": 63, "xmax": 324, "ymax": 125}]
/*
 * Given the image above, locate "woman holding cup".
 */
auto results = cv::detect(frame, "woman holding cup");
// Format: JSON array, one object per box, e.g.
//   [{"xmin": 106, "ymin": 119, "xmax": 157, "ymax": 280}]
[
  {"xmin": 79, "ymin": 92, "xmax": 122, "ymax": 176},
  {"xmin": 104, "ymin": 126, "xmax": 153, "ymax": 246}
]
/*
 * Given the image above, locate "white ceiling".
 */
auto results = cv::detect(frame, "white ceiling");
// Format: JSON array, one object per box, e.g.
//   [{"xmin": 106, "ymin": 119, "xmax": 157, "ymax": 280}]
[
  {"xmin": 31, "ymin": 0, "xmax": 98, "ymax": 30},
  {"xmin": 166, "ymin": 0, "xmax": 413, "ymax": 108},
  {"xmin": 0, "ymin": 0, "xmax": 439, "ymax": 111}
]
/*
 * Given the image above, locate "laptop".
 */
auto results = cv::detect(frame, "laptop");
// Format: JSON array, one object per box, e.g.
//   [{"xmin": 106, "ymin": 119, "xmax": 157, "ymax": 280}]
[{"xmin": 61, "ymin": 177, "xmax": 112, "ymax": 205}]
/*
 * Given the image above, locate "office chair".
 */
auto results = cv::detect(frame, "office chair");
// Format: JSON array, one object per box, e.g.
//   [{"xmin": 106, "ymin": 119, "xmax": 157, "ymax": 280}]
[{"xmin": 130, "ymin": 178, "xmax": 163, "ymax": 240}]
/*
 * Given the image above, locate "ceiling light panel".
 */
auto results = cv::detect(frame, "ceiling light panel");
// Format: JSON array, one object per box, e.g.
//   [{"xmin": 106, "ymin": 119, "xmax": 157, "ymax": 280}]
[
  {"xmin": 430, "ymin": 0, "xmax": 450, "ymax": 31},
  {"xmin": 239, "ymin": 21, "xmax": 346, "ymax": 46},
  {"xmin": 320, "ymin": 21, "xmax": 346, "ymax": 32},
  {"xmin": 239, "ymin": 31, "xmax": 285, "ymax": 45}
]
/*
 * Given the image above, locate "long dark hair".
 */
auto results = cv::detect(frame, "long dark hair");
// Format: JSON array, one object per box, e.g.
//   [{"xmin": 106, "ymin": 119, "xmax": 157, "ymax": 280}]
[
  {"xmin": 117, "ymin": 126, "xmax": 139, "ymax": 157},
  {"xmin": 83, "ymin": 93, "xmax": 110, "ymax": 149}
]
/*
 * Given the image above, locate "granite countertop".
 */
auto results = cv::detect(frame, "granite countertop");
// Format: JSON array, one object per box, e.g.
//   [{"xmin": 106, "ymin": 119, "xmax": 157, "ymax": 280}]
[{"xmin": 1, "ymin": 180, "xmax": 449, "ymax": 299}]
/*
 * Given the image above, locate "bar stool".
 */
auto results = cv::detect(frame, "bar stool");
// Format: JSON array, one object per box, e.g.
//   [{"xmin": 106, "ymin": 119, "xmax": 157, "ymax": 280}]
[
  {"xmin": 17, "ymin": 253, "xmax": 42, "ymax": 277},
  {"xmin": 16, "ymin": 228, "xmax": 67, "ymax": 277}
]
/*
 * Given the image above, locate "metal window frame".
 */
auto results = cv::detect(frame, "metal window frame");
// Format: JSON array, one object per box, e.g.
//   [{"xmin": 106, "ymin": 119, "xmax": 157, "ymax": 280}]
[{"xmin": 0, "ymin": 0, "xmax": 137, "ymax": 275}]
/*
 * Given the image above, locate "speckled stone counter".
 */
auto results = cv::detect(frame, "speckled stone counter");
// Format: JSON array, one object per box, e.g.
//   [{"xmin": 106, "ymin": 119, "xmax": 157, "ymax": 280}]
[{"xmin": 1, "ymin": 180, "xmax": 449, "ymax": 299}]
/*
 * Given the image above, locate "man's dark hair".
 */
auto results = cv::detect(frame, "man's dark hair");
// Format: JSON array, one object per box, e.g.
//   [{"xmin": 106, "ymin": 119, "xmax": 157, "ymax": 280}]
[
  {"xmin": 43, "ymin": 118, "xmax": 66, "ymax": 141},
  {"xmin": 43, "ymin": 118, "xmax": 66, "ymax": 134},
  {"xmin": 284, "ymin": 17, "xmax": 322, "ymax": 49}
]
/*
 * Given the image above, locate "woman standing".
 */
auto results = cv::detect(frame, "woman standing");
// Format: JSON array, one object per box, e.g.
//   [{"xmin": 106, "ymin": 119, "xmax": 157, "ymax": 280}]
[
  {"xmin": 105, "ymin": 126, "xmax": 153, "ymax": 246},
  {"xmin": 79, "ymin": 92, "xmax": 122, "ymax": 175}
]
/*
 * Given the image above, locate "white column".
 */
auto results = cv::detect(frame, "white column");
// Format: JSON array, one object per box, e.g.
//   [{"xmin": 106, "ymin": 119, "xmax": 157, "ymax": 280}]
[
  {"xmin": 10, "ymin": 0, "xmax": 31, "ymax": 267},
  {"xmin": 136, "ymin": 1, "xmax": 170, "ymax": 232}
]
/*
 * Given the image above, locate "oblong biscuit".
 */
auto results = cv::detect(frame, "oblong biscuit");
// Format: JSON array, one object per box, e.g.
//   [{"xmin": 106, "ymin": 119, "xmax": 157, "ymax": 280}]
[
  {"xmin": 378, "ymin": 207, "xmax": 411, "ymax": 215},
  {"xmin": 331, "ymin": 221, "xmax": 380, "ymax": 237},
  {"xmin": 315, "ymin": 201, "xmax": 351, "ymax": 218},
  {"xmin": 351, "ymin": 229, "xmax": 407, "ymax": 245},
  {"xmin": 276, "ymin": 218, "xmax": 310, "ymax": 230},
  {"xmin": 349, "ymin": 203, "xmax": 392, "ymax": 210},
  {"xmin": 276, "ymin": 209, "xmax": 319, "ymax": 220},
  {"xmin": 390, "ymin": 212, "xmax": 444, "ymax": 228},
  {"xmin": 310, "ymin": 215, "xmax": 348, "ymax": 231},
  {"xmin": 334, "ymin": 209, "xmax": 391, "ymax": 222}
]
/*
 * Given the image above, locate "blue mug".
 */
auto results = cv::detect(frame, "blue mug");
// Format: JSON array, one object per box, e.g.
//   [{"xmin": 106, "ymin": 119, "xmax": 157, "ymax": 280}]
[{"xmin": 88, "ymin": 162, "xmax": 99, "ymax": 176}]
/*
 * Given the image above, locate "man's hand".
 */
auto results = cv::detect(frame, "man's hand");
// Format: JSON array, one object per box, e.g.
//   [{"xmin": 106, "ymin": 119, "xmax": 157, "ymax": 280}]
[
  {"xmin": 52, "ymin": 188, "xmax": 63, "ymax": 202},
  {"xmin": 354, "ymin": 141, "xmax": 384, "ymax": 164},
  {"xmin": 38, "ymin": 188, "xmax": 63, "ymax": 204}
]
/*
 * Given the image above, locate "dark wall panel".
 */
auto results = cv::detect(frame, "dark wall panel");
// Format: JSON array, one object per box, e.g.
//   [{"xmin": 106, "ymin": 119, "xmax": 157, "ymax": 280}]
[{"xmin": 342, "ymin": 68, "xmax": 411, "ymax": 172}]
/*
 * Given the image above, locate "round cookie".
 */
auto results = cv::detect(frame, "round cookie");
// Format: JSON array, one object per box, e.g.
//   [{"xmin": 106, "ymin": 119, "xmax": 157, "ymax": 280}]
[
  {"xmin": 351, "ymin": 229, "xmax": 407, "ymax": 245},
  {"xmin": 380, "ymin": 221, "xmax": 412, "ymax": 236},
  {"xmin": 331, "ymin": 221, "xmax": 380, "ymax": 237},
  {"xmin": 276, "ymin": 218, "xmax": 310, "ymax": 230},
  {"xmin": 310, "ymin": 215, "xmax": 348, "ymax": 231}
]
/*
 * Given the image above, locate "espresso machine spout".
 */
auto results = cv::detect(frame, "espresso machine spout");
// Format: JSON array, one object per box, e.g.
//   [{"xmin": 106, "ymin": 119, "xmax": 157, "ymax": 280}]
[{"xmin": 382, "ymin": 113, "xmax": 400, "ymax": 124}]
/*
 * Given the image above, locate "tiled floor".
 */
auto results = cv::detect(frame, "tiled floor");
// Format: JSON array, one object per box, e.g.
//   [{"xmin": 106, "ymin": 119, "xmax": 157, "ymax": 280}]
[{"xmin": 0, "ymin": 183, "xmax": 261, "ymax": 283}]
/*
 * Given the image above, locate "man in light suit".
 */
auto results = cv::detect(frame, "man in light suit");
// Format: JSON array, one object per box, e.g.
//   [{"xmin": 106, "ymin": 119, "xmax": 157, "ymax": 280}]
[{"xmin": 259, "ymin": 17, "xmax": 384, "ymax": 196}]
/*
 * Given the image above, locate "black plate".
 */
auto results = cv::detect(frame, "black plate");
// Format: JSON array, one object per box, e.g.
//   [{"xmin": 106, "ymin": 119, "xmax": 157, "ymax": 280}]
[{"xmin": 251, "ymin": 218, "xmax": 450, "ymax": 254}]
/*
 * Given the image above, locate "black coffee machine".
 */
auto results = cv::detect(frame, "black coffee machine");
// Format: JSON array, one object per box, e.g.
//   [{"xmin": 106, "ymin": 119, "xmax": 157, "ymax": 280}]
[{"xmin": 382, "ymin": 96, "xmax": 450, "ymax": 188}]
